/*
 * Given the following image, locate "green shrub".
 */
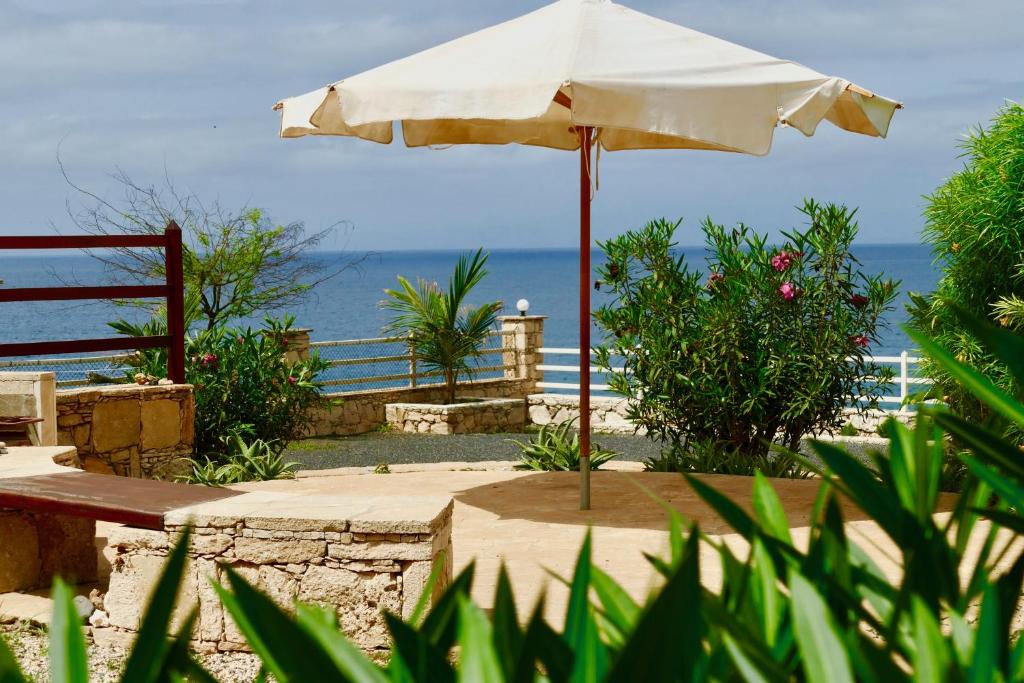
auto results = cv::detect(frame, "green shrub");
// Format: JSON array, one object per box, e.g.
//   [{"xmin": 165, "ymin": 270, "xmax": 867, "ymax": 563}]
[
  {"xmin": 594, "ymin": 200, "xmax": 898, "ymax": 464},
  {"xmin": 4, "ymin": 308, "xmax": 1022, "ymax": 682},
  {"xmin": 838, "ymin": 422, "xmax": 859, "ymax": 436},
  {"xmin": 382, "ymin": 249, "xmax": 502, "ymax": 404},
  {"xmin": 183, "ymin": 436, "xmax": 299, "ymax": 486},
  {"xmin": 113, "ymin": 315, "xmax": 325, "ymax": 463},
  {"xmin": 644, "ymin": 439, "xmax": 811, "ymax": 478},
  {"xmin": 511, "ymin": 418, "xmax": 617, "ymax": 471},
  {"xmin": 186, "ymin": 317, "xmax": 326, "ymax": 461},
  {"xmin": 908, "ymin": 101, "xmax": 1024, "ymax": 437}
]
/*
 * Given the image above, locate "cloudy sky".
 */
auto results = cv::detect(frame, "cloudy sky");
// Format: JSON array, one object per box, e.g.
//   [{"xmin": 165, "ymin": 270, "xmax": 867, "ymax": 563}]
[{"xmin": 2, "ymin": 0, "xmax": 1021, "ymax": 250}]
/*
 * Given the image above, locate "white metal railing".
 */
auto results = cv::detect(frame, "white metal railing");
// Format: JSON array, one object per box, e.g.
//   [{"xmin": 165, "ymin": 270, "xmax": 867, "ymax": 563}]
[
  {"xmin": 537, "ymin": 347, "xmax": 928, "ymax": 405},
  {"xmin": 311, "ymin": 331, "xmax": 513, "ymax": 391}
]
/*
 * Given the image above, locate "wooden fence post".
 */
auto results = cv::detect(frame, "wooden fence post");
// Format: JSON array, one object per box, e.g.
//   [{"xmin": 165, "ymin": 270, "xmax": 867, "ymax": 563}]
[{"xmin": 164, "ymin": 221, "xmax": 186, "ymax": 384}]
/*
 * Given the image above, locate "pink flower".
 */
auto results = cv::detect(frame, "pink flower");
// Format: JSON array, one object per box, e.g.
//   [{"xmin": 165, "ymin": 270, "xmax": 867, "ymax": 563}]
[
  {"xmin": 707, "ymin": 272, "xmax": 725, "ymax": 288},
  {"xmin": 287, "ymin": 376, "xmax": 297, "ymax": 385},
  {"xmin": 779, "ymin": 282, "xmax": 797, "ymax": 301},
  {"xmin": 849, "ymin": 334, "xmax": 869, "ymax": 348},
  {"xmin": 771, "ymin": 250, "xmax": 794, "ymax": 272},
  {"xmin": 849, "ymin": 294, "xmax": 870, "ymax": 308},
  {"xmin": 201, "ymin": 353, "xmax": 218, "ymax": 367}
]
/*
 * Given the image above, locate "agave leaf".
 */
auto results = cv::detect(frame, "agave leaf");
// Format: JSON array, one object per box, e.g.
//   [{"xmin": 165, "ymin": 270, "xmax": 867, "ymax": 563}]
[
  {"xmin": 456, "ymin": 596, "xmax": 503, "ymax": 683},
  {"xmin": 946, "ymin": 301, "xmax": 1024, "ymax": 389},
  {"xmin": 752, "ymin": 471, "xmax": 793, "ymax": 544},
  {"xmin": 606, "ymin": 532, "xmax": 704, "ymax": 683},
  {"xmin": 961, "ymin": 455, "xmax": 1024, "ymax": 509},
  {"xmin": 420, "ymin": 562, "xmax": 476, "ymax": 651},
  {"xmin": 683, "ymin": 474, "xmax": 755, "ymax": 538},
  {"xmin": 121, "ymin": 527, "xmax": 193, "ymax": 683},
  {"xmin": 910, "ymin": 597, "xmax": 950, "ymax": 683},
  {"xmin": 789, "ymin": 570, "xmax": 854, "ymax": 683},
  {"xmin": 491, "ymin": 565, "xmax": 523, "ymax": 681},
  {"xmin": 294, "ymin": 604, "xmax": 388, "ymax": 683},
  {"xmin": 932, "ymin": 410, "xmax": 1024, "ymax": 481},
  {"xmin": 563, "ymin": 531, "xmax": 610, "ymax": 683},
  {"xmin": 215, "ymin": 566, "xmax": 343, "ymax": 682},
  {"xmin": 49, "ymin": 579, "xmax": 89, "ymax": 683},
  {"xmin": 519, "ymin": 599, "xmax": 573, "ymax": 683},
  {"xmin": 907, "ymin": 326, "xmax": 1024, "ymax": 428},
  {"xmin": 969, "ymin": 584, "xmax": 1000, "ymax": 683},
  {"xmin": 590, "ymin": 565, "xmax": 641, "ymax": 645},
  {"xmin": 409, "ymin": 550, "xmax": 448, "ymax": 627},
  {"xmin": 385, "ymin": 612, "xmax": 455, "ymax": 683},
  {"xmin": 0, "ymin": 634, "xmax": 27, "ymax": 683}
]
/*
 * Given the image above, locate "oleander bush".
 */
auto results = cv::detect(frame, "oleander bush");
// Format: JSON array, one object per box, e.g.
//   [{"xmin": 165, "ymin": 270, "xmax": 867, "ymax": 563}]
[
  {"xmin": 115, "ymin": 314, "xmax": 326, "ymax": 466},
  {"xmin": 907, "ymin": 100, "xmax": 1024, "ymax": 439},
  {"xmin": 2, "ymin": 309, "xmax": 1022, "ymax": 682},
  {"xmin": 594, "ymin": 200, "xmax": 898, "ymax": 467}
]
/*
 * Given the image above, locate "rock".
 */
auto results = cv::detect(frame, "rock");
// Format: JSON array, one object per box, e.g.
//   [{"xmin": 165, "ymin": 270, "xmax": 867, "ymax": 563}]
[
  {"xmin": 73, "ymin": 595, "xmax": 95, "ymax": 622},
  {"xmin": 88, "ymin": 609, "xmax": 110, "ymax": 628},
  {"xmin": 88, "ymin": 588, "xmax": 105, "ymax": 611}
]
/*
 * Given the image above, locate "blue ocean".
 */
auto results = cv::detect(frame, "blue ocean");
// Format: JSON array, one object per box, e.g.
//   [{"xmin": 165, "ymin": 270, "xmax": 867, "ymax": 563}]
[{"xmin": 2, "ymin": 246, "xmax": 937, "ymax": 354}]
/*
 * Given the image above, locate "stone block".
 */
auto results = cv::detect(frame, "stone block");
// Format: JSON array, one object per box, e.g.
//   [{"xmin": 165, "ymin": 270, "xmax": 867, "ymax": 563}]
[
  {"xmin": 0, "ymin": 513, "xmax": 40, "ymax": 593},
  {"xmin": 299, "ymin": 565, "xmax": 400, "ymax": 650},
  {"xmin": 233, "ymin": 538, "xmax": 326, "ymax": 564},
  {"xmin": 35, "ymin": 515, "xmax": 97, "ymax": 586},
  {"xmin": 105, "ymin": 553, "xmax": 198, "ymax": 631},
  {"xmin": 141, "ymin": 399, "xmax": 182, "ymax": 450},
  {"xmin": 327, "ymin": 540, "xmax": 433, "ymax": 561},
  {"xmin": 92, "ymin": 399, "xmax": 141, "ymax": 452}
]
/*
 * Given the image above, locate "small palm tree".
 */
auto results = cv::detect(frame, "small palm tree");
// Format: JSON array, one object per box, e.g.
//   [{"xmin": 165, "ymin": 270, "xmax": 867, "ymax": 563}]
[{"xmin": 382, "ymin": 249, "xmax": 502, "ymax": 404}]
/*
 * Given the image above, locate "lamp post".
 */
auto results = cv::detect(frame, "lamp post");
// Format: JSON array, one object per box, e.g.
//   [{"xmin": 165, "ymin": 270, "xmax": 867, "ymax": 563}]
[{"xmin": 516, "ymin": 299, "xmax": 530, "ymax": 317}]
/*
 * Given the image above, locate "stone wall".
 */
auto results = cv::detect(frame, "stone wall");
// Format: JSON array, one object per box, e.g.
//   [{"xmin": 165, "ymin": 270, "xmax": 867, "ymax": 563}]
[
  {"xmin": 527, "ymin": 394, "xmax": 641, "ymax": 434},
  {"xmin": 307, "ymin": 378, "xmax": 530, "ymax": 436},
  {"xmin": 96, "ymin": 494, "xmax": 454, "ymax": 654},
  {"xmin": 386, "ymin": 398, "xmax": 526, "ymax": 434},
  {"xmin": 56, "ymin": 384, "xmax": 194, "ymax": 480}
]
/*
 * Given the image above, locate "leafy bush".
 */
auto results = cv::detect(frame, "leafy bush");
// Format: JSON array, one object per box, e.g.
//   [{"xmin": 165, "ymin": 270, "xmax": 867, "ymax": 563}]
[
  {"xmin": 183, "ymin": 436, "xmax": 299, "ymax": 486},
  {"xmin": 907, "ymin": 101, "xmax": 1024, "ymax": 435},
  {"xmin": 187, "ymin": 317, "xmax": 326, "ymax": 461},
  {"xmin": 382, "ymin": 249, "xmax": 502, "ymax": 404},
  {"xmin": 594, "ymin": 200, "xmax": 898, "ymax": 464},
  {"xmin": 117, "ymin": 315, "xmax": 326, "ymax": 462},
  {"xmin": 644, "ymin": 439, "xmax": 810, "ymax": 478},
  {"xmin": 512, "ymin": 418, "xmax": 618, "ymax": 471},
  {"xmin": 3, "ymin": 309, "xmax": 1022, "ymax": 682}
]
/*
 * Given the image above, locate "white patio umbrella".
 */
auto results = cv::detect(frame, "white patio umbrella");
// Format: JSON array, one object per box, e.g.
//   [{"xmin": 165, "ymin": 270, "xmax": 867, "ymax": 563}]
[{"xmin": 275, "ymin": 0, "xmax": 900, "ymax": 510}]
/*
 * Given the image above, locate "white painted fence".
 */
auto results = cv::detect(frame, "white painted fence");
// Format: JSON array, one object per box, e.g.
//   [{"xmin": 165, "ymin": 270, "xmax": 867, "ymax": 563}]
[{"xmin": 537, "ymin": 348, "xmax": 929, "ymax": 405}]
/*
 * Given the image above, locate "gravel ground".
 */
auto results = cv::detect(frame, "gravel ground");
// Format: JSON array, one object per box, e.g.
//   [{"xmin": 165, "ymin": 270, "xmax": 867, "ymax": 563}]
[
  {"xmin": 284, "ymin": 431, "xmax": 663, "ymax": 470},
  {"xmin": 1, "ymin": 622, "xmax": 264, "ymax": 683}
]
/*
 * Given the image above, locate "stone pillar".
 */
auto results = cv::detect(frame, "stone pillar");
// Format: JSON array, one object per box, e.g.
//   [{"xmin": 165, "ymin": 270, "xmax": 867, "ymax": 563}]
[
  {"xmin": 281, "ymin": 328, "xmax": 312, "ymax": 364},
  {"xmin": 0, "ymin": 371, "xmax": 57, "ymax": 446},
  {"xmin": 499, "ymin": 315, "xmax": 545, "ymax": 394}
]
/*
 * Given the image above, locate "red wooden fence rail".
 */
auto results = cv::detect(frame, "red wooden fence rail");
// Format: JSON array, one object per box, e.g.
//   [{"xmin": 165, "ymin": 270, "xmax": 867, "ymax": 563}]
[{"xmin": 0, "ymin": 222, "xmax": 186, "ymax": 383}]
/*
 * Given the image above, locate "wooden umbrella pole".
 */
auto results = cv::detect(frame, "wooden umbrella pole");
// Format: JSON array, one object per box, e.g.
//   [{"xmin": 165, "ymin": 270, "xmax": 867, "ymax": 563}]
[{"xmin": 579, "ymin": 126, "xmax": 593, "ymax": 511}]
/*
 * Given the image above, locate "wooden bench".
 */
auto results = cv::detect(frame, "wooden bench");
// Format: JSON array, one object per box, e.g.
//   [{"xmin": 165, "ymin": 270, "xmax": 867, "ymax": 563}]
[
  {"xmin": 0, "ymin": 470, "xmax": 241, "ymax": 530},
  {"xmin": 0, "ymin": 465, "xmax": 240, "ymax": 593}
]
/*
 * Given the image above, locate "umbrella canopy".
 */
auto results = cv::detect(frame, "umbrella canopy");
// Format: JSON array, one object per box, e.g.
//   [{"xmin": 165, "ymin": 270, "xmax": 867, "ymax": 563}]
[
  {"xmin": 275, "ymin": 0, "xmax": 900, "ymax": 510},
  {"xmin": 275, "ymin": 0, "xmax": 899, "ymax": 153}
]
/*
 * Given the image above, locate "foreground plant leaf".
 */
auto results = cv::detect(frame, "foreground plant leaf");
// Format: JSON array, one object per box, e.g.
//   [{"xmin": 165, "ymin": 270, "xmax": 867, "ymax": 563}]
[{"xmin": 49, "ymin": 579, "xmax": 89, "ymax": 683}]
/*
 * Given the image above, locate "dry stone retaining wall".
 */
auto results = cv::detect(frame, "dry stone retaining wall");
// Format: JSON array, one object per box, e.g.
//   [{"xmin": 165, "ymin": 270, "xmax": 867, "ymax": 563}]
[
  {"xmin": 307, "ymin": 378, "xmax": 529, "ymax": 436},
  {"xmin": 56, "ymin": 384, "xmax": 194, "ymax": 480},
  {"xmin": 386, "ymin": 398, "xmax": 526, "ymax": 435},
  {"xmin": 96, "ymin": 495, "xmax": 454, "ymax": 654},
  {"xmin": 527, "ymin": 394, "xmax": 641, "ymax": 434}
]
